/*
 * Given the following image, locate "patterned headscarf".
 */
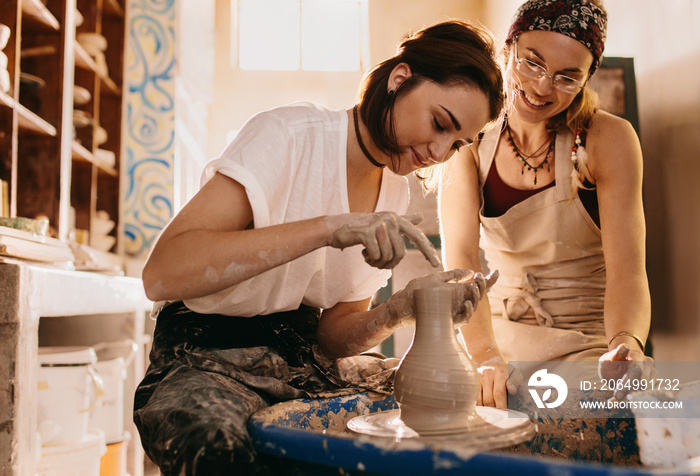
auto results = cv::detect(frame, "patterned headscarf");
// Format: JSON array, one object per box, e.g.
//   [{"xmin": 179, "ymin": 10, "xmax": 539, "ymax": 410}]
[{"xmin": 507, "ymin": 0, "xmax": 607, "ymax": 73}]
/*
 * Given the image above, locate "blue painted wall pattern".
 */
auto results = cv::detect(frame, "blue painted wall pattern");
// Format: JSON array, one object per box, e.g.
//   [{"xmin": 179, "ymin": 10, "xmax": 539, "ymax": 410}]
[{"xmin": 124, "ymin": 0, "xmax": 176, "ymax": 257}]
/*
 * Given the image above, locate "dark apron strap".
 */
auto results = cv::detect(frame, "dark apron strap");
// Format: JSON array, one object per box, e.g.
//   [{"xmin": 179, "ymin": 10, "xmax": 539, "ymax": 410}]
[{"xmin": 151, "ymin": 301, "xmax": 321, "ymax": 367}]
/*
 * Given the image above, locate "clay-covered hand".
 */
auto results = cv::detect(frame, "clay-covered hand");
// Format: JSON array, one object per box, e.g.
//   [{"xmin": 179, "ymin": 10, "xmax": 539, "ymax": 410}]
[
  {"xmin": 475, "ymin": 356, "xmax": 510, "ymax": 409},
  {"xmin": 598, "ymin": 344, "xmax": 656, "ymax": 398},
  {"xmin": 327, "ymin": 212, "xmax": 440, "ymax": 269},
  {"xmin": 384, "ymin": 269, "xmax": 497, "ymax": 330},
  {"xmin": 451, "ymin": 270, "xmax": 498, "ymax": 327}
]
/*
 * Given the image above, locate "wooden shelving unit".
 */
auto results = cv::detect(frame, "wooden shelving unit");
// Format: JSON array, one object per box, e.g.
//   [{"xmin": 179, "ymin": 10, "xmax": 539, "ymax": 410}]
[
  {"xmin": 0, "ymin": 3, "xmax": 145, "ymax": 476},
  {"xmin": 0, "ymin": 0, "xmax": 126, "ymax": 252}
]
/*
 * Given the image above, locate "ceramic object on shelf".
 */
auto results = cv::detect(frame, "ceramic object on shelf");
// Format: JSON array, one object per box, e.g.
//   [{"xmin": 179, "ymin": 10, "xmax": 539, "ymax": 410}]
[
  {"xmin": 19, "ymin": 72, "xmax": 46, "ymax": 90},
  {"xmin": 0, "ymin": 24, "xmax": 10, "ymax": 50},
  {"xmin": 73, "ymin": 228, "xmax": 90, "ymax": 245},
  {"xmin": 73, "ymin": 85, "xmax": 91, "ymax": 105},
  {"xmin": 73, "ymin": 110, "xmax": 93, "ymax": 128},
  {"xmin": 94, "ymin": 51, "xmax": 109, "ymax": 76},
  {"xmin": 94, "ymin": 125, "xmax": 108, "ymax": 146},
  {"xmin": 21, "ymin": 45, "xmax": 57, "ymax": 58},
  {"xmin": 91, "ymin": 211, "xmax": 115, "ymax": 236},
  {"xmin": 90, "ymin": 234, "xmax": 116, "ymax": 252},
  {"xmin": 77, "ymin": 32, "xmax": 108, "ymax": 57},
  {"xmin": 94, "ymin": 149, "xmax": 116, "ymax": 167},
  {"xmin": 0, "ymin": 67, "xmax": 9, "ymax": 93}
]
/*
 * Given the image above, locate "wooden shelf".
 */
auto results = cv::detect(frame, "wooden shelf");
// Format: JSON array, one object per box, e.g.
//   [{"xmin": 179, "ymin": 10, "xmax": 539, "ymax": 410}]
[
  {"xmin": 21, "ymin": 45, "xmax": 58, "ymax": 59},
  {"xmin": 71, "ymin": 142, "xmax": 118, "ymax": 176},
  {"xmin": 2, "ymin": 0, "xmax": 126, "ymax": 261},
  {"xmin": 0, "ymin": 1, "xmax": 134, "ymax": 473},
  {"xmin": 0, "ymin": 90, "xmax": 57, "ymax": 136},
  {"xmin": 74, "ymin": 43, "xmax": 121, "ymax": 95},
  {"xmin": 21, "ymin": 0, "xmax": 60, "ymax": 30},
  {"xmin": 104, "ymin": 0, "xmax": 125, "ymax": 17}
]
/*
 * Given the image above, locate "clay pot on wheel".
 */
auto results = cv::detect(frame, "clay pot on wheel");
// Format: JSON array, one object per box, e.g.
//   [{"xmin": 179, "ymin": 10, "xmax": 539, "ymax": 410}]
[{"xmin": 394, "ymin": 284, "xmax": 482, "ymax": 434}]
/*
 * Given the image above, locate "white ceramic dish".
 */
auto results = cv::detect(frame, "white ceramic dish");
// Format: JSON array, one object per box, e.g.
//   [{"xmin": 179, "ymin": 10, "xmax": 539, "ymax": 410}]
[
  {"xmin": 77, "ymin": 32, "xmax": 107, "ymax": 56},
  {"xmin": 90, "ymin": 234, "xmax": 116, "ymax": 252},
  {"xmin": 0, "ymin": 24, "xmax": 10, "ymax": 50},
  {"xmin": 91, "ymin": 215, "xmax": 114, "ymax": 236},
  {"xmin": 20, "ymin": 72, "xmax": 46, "ymax": 90},
  {"xmin": 73, "ymin": 85, "xmax": 91, "ymax": 105},
  {"xmin": 94, "ymin": 148, "xmax": 116, "ymax": 167},
  {"xmin": 73, "ymin": 110, "xmax": 92, "ymax": 128},
  {"xmin": 94, "ymin": 125, "xmax": 108, "ymax": 146},
  {"xmin": 0, "ymin": 68, "xmax": 9, "ymax": 93},
  {"xmin": 20, "ymin": 45, "xmax": 57, "ymax": 58}
]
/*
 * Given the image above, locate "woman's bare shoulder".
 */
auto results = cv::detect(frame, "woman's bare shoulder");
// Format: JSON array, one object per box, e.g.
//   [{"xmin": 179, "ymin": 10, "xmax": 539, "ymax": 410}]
[
  {"xmin": 587, "ymin": 109, "xmax": 637, "ymax": 143},
  {"xmin": 586, "ymin": 110, "xmax": 642, "ymax": 180}
]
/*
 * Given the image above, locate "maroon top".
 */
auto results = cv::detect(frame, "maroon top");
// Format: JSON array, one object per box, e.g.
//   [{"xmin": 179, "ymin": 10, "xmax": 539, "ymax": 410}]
[{"xmin": 483, "ymin": 159, "xmax": 600, "ymax": 228}]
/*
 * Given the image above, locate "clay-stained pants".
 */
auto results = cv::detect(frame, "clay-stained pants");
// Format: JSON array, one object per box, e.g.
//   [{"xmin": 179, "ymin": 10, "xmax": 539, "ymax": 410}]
[{"xmin": 133, "ymin": 302, "xmax": 344, "ymax": 476}]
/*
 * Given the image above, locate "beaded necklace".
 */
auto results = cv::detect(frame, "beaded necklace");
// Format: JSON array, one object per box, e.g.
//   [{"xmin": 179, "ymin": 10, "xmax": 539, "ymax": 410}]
[{"xmin": 506, "ymin": 124, "xmax": 555, "ymax": 186}]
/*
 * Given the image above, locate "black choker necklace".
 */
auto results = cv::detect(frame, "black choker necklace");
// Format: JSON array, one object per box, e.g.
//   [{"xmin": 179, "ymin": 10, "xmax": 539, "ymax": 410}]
[{"xmin": 353, "ymin": 105, "xmax": 385, "ymax": 168}]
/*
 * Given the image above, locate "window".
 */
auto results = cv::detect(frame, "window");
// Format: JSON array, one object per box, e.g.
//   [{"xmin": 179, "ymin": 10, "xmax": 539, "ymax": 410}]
[{"xmin": 233, "ymin": 0, "xmax": 369, "ymax": 72}]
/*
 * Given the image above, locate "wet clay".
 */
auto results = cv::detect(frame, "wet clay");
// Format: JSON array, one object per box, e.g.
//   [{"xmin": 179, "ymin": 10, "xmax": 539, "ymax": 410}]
[
  {"xmin": 348, "ymin": 281, "xmax": 534, "ymax": 452},
  {"xmin": 393, "ymin": 284, "xmax": 482, "ymax": 434}
]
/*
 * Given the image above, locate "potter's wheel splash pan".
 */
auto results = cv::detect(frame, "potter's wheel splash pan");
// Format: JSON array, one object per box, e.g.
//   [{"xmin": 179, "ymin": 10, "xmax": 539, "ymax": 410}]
[{"xmin": 346, "ymin": 406, "xmax": 534, "ymax": 452}]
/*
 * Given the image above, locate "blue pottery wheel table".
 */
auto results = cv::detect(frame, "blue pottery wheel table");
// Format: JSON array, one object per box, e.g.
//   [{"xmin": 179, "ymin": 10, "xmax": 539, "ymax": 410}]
[{"xmin": 248, "ymin": 392, "xmax": 699, "ymax": 476}]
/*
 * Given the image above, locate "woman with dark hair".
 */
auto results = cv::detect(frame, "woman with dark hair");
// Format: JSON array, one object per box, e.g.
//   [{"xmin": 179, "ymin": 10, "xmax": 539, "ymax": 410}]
[
  {"xmin": 135, "ymin": 20, "xmax": 504, "ymax": 475},
  {"xmin": 440, "ymin": 0, "xmax": 653, "ymax": 409}
]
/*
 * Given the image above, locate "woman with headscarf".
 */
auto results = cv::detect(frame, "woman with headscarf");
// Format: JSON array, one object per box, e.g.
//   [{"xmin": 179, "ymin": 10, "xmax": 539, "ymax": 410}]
[{"xmin": 440, "ymin": 0, "xmax": 653, "ymax": 409}]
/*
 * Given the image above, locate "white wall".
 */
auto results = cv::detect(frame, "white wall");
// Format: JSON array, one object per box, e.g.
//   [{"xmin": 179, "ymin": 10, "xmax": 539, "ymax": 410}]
[
  {"xmin": 209, "ymin": 0, "xmax": 484, "ymax": 158},
  {"xmin": 600, "ymin": 0, "xmax": 700, "ymax": 360}
]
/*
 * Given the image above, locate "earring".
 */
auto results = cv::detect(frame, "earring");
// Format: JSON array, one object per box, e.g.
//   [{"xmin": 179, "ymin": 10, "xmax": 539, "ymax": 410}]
[
  {"xmin": 570, "ymin": 132, "xmax": 582, "ymax": 167},
  {"xmin": 388, "ymin": 89, "xmax": 395, "ymax": 97}
]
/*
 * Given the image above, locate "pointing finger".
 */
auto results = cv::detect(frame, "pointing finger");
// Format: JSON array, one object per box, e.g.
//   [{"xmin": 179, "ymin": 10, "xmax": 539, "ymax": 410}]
[
  {"xmin": 614, "ymin": 344, "xmax": 630, "ymax": 361},
  {"xmin": 398, "ymin": 218, "xmax": 441, "ymax": 267},
  {"xmin": 484, "ymin": 270, "xmax": 499, "ymax": 291},
  {"xmin": 403, "ymin": 213, "xmax": 424, "ymax": 226},
  {"xmin": 442, "ymin": 269, "xmax": 471, "ymax": 283}
]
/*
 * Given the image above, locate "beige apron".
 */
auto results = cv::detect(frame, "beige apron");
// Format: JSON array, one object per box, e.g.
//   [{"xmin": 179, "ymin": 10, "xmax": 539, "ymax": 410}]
[{"xmin": 478, "ymin": 127, "xmax": 607, "ymax": 363}]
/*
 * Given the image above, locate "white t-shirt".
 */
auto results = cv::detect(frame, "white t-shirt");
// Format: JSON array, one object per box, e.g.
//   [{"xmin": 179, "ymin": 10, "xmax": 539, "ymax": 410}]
[{"xmin": 182, "ymin": 102, "xmax": 410, "ymax": 317}]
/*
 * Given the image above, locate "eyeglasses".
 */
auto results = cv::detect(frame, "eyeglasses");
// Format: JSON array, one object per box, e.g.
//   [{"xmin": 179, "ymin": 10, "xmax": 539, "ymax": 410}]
[{"xmin": 513, "ymin": 37, "xmax": 586, "ymax": 94}]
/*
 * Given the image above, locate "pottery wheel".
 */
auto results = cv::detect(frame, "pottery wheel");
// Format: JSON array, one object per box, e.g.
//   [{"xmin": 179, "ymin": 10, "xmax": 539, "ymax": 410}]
[{"xmin": 347, "ymin": 407, "xmax": 534, "ymax": 450}]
